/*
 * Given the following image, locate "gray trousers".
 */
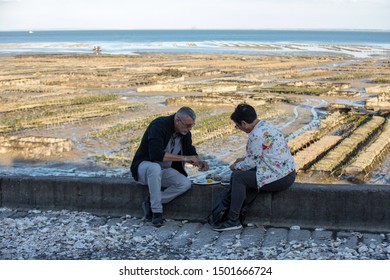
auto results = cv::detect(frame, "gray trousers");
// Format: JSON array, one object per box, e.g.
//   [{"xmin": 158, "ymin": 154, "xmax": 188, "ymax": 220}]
[
  {"xmin": 228, "ymin": 170, "xmax": 296, "ymax": 221},
  {"xmin": 137, "ymin": 161, "xmax": 191, "ymax": 213}
]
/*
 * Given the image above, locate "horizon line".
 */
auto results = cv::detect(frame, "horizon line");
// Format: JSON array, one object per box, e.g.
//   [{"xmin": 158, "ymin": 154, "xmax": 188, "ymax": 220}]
[{"xmin": 1, "ymin": 28, "xmax": 390, "ymax": 32}]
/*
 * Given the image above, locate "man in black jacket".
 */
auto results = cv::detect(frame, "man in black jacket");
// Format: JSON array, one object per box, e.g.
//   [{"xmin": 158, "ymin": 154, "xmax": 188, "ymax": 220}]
[{"xmin": 130, "ymin": 107, "xmax": 209, "ymax": 226}]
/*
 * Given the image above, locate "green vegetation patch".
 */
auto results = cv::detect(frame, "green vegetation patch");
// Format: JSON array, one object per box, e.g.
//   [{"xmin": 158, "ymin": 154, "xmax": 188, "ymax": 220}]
[
  {"xmin": 326, "ymin": 72, "xmax": 372, "ymax": 81},
  {"xmin": 0, "ymin": 95, "xmax": 141, "ymax": 133},
  {"xmin": 369, "ymin": 76, "xmax": 390, "ymax": 84},
  {"xmin": 158, "ymin": 68, "xmax": 185, "ymax": 78},
  {"xmin": 255, "ymin": 85, "xmax": 332, "ymax": 96}
]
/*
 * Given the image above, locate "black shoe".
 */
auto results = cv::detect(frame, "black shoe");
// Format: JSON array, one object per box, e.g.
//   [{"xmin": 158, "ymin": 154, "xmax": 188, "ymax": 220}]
[
  {"xmin": 142, "ymin": 200, "xmax": 152, "ymax": 221},
  {"xmin": 212, "ymin": 219, "xmax": 242, "ymax": 231},
  {"xmin": 152, "ymin": 213, "xmax": 163, "ymax": 227}
]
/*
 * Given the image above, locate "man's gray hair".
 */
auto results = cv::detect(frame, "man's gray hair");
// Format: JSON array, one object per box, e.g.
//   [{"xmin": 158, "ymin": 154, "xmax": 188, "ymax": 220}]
[{"xmin": 176, "ymin": 106, "xmax": 196, "ymax": 121}]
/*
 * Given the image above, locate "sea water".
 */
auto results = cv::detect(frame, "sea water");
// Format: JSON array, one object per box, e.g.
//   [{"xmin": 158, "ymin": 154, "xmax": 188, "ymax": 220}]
[{"xmin": 0, "ymin": 29, "xmax": 390, "ymax": 56}]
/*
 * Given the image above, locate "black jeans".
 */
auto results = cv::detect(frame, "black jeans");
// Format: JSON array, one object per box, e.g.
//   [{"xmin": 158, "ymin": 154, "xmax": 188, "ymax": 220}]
[{"xmin": 228, "ymin": 169, "xmax": 296, "ymax": 221}]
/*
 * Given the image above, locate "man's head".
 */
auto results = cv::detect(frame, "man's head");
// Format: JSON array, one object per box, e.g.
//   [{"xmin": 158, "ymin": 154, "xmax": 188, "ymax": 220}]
[
  {"xmin": 231, "ymin": 103, "xmax": 258, "ymax": 133},
  {"xmin": 175, "ymin": 107, "xmax": 196, "ymax": 135}
]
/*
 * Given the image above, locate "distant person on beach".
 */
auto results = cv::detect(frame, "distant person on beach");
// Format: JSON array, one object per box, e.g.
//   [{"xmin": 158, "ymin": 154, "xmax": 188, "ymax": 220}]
[
  {"xmin": 213, "ymin": 103, "xmax": 296, "ymax": 231},
  {"xmin": 93, "ymin": 45, "xmax": 101, "ymax": 54},
  {"xmin": 130, "ymin": 107, "xmax": 209, "ymax": 227}
]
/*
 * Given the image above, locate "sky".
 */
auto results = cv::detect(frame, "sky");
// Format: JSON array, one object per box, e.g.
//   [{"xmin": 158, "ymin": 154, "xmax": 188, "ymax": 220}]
[{"xmin": 0, "ymin": 0, "xmax": 389, "ymax": 31}]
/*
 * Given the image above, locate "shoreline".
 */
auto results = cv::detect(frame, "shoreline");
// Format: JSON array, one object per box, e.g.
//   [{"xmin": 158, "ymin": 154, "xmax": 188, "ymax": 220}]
[{"xmin": 0, "ymin": 42, "xmax": 389, "ymax": 58}]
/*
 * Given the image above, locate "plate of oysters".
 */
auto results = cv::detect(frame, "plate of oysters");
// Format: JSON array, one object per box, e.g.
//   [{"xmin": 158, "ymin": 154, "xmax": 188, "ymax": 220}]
[{"xmin": 193, "ymin": 174, "xmax": 222, "ymax": 185}]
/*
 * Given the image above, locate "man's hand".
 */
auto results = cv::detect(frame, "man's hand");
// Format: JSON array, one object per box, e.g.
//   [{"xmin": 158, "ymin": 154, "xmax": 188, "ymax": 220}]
[
  {"xmin": 197, "ymin": 160, "xmax": 209, "ymax": 171},
  {"xmin": 184, "ymin": 155, "xmax": 209, "ymax": 171}
]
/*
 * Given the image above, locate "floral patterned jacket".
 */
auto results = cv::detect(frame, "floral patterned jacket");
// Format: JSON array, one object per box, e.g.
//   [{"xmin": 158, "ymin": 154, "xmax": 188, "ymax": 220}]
[{"xmin": 235, "ymin": 120, "xmax": 296, "ymax": 188}]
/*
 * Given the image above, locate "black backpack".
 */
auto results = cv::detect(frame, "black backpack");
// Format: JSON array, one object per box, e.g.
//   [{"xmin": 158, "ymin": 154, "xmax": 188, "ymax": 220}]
[{"xmin": 207, "ymin": 185, "xmax": 257, "ymax": 226}]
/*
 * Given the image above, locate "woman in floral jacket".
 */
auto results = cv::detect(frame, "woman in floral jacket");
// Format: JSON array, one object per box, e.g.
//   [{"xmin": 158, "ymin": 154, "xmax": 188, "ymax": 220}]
[{"xmin": 213, "ymin": 103, "xmax": 296, "ymax": 231}]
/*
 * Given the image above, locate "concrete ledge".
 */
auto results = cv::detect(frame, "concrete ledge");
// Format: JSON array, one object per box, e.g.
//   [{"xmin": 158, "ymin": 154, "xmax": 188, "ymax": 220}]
[{"xmin": 1, "ymin": 175, "xmax": 389, "ymax": 232}]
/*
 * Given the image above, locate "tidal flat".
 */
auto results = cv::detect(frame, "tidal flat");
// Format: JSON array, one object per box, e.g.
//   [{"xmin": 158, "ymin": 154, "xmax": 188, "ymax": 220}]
[{"xmin": 0, "ymin": 52, "xmax": 389, "ymax": 184}]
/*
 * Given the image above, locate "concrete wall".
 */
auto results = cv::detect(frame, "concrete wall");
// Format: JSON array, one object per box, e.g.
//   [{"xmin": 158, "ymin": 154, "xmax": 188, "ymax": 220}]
[{"xmin": 1, "ymin": 175, "xmax": 389, "ymax": 232}]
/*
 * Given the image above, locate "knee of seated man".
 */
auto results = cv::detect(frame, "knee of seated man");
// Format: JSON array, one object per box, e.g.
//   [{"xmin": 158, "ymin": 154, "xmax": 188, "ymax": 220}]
[
  {"xmin": 180, "ymin": 178, "xmax": 192, "ymax": 192},
  {"xmin": 146, "ymin": 163, "xmax": 162, "ymax": 176}
]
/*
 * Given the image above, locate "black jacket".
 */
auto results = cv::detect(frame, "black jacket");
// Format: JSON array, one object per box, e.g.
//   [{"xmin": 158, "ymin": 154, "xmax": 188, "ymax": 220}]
[{"xmin": 130, "ymin": 114, "xmax": 198, "ymax": 181}]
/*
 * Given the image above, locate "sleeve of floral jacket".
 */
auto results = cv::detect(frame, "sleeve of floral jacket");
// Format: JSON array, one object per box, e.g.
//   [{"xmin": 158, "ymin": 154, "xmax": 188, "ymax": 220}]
[{"xmin": 234, "ymin": 128, "xmax": 263, "ymax": 171}]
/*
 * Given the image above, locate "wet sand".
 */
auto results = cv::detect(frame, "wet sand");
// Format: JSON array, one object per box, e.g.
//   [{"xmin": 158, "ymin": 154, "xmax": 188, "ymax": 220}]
[{"xmin": 0, "ymin": 52, "xmax": 389, "ymax": 184}]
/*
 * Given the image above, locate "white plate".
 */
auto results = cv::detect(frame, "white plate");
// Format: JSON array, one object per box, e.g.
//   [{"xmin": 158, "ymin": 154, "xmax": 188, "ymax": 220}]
[{"xmin": 193, "ymin": 179, "xmax": 220, "ymax": 185}]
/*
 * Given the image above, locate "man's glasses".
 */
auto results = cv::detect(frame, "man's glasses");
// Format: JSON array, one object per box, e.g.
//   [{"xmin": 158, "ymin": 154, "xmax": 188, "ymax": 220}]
[{"xmin": 178, "ymin": 117, "xmax": 195, "ymax": 129}]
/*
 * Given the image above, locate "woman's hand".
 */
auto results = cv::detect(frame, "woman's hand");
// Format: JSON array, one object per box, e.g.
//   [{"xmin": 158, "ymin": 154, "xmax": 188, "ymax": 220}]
[
  {"xmin": 234, "ymin": 157, "xmax": 245, "ymax": 164},
  {"xmin": 230, "ymin": 157, "xmax": 245, "ymax": 170}
]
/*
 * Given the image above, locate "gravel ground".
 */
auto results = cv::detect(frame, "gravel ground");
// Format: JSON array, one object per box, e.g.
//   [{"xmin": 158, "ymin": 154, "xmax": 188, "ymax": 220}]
[{"xmin": 1, "ymin": 207, "xmax": 389, "ymax": 260}]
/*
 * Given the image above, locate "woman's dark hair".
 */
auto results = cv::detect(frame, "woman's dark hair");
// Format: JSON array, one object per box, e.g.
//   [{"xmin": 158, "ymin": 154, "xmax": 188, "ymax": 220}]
[{"xmin": 230, "ymin": 103, "xmax": 257, "ymax": 124}]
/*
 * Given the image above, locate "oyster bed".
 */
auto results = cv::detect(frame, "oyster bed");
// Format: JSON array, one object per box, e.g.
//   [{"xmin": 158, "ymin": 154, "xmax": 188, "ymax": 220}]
[{"xmin": 0, "ymin": 53, "xmax": 389, "ymax": 184}]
